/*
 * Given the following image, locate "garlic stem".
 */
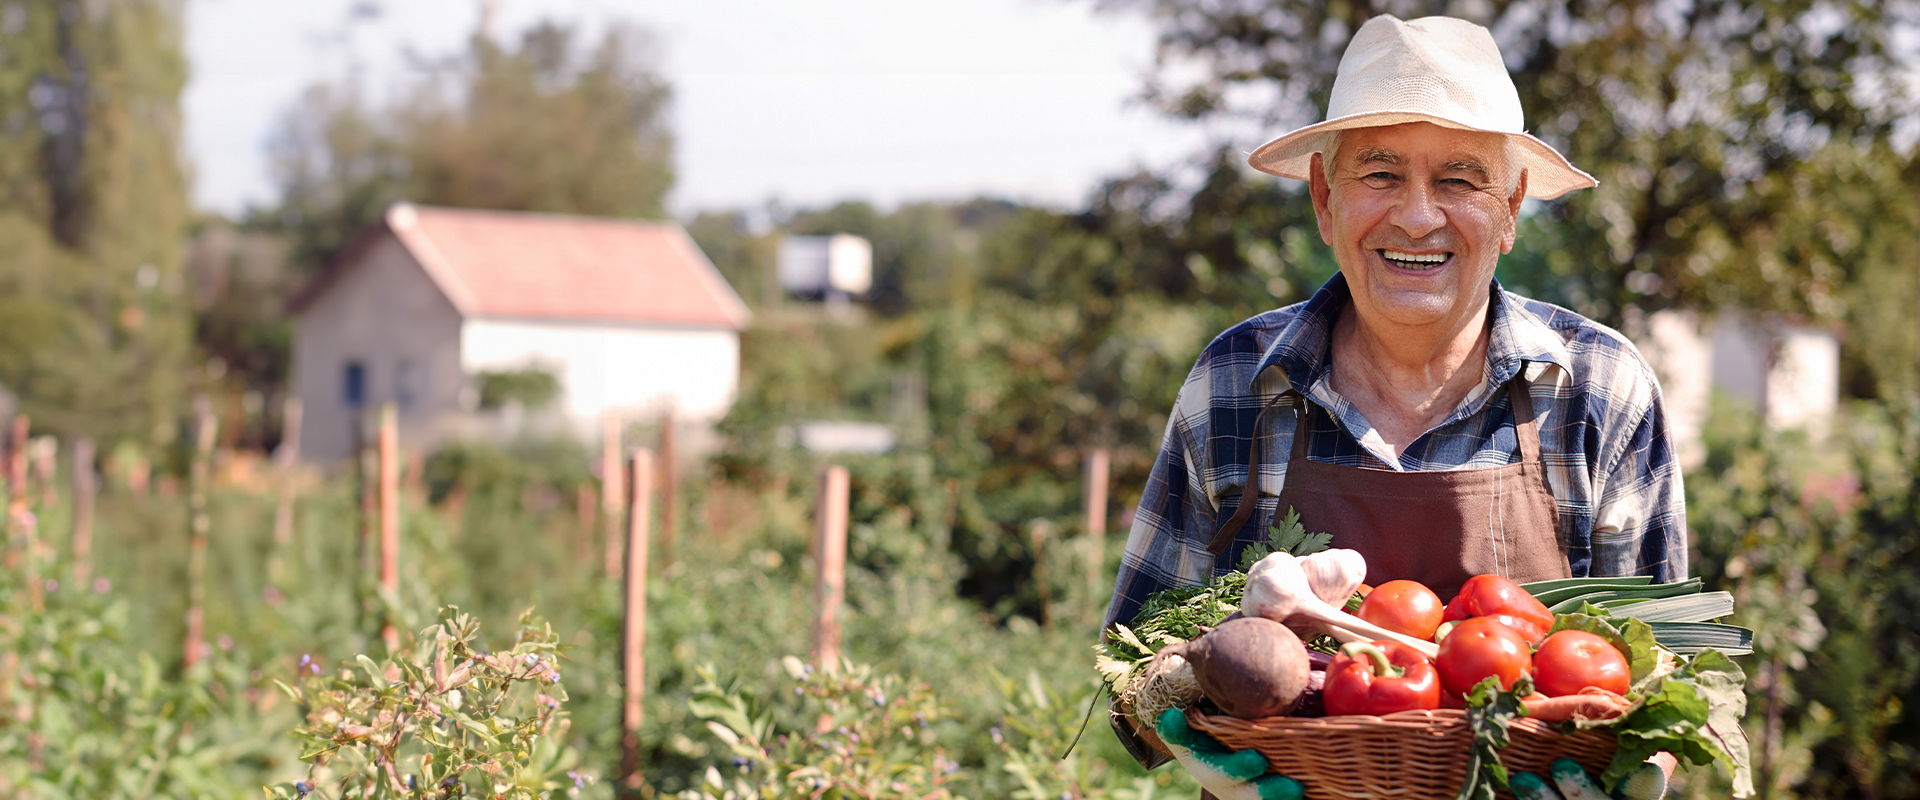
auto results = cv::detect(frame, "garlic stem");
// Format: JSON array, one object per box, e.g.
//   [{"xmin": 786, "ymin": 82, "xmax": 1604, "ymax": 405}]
[{"xmin": 1242, "ymin": 551, "xmax": 1439, "ymax": 659}]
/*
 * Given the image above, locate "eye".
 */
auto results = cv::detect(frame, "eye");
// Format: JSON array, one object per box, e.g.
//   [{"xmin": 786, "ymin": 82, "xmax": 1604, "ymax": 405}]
[{"xmin": 1360, "ymin": 171, "xmax": 1400, "ymax": 187}]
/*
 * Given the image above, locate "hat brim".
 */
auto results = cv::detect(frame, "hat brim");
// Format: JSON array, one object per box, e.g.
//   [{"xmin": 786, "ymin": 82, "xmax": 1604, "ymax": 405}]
[{"xmin": 1246, "ymin": 111, "xmax": 1597, "ymax": 200}]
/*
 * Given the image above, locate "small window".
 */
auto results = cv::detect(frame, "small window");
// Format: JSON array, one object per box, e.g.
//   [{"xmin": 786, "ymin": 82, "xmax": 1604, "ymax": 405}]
[
  {"xmin": 396, "ymin": 359, "xmax": 423, "ymax": 409},
  {"xmin": 343, "ymin": 361, "xmax": 366, "ymax": 408}
]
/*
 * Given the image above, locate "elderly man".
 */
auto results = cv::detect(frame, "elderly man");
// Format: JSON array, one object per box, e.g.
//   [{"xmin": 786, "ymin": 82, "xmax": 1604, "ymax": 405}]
[{"xmin": 1105, "ymin": 14, "xmax": 1686, "ymax": 797}]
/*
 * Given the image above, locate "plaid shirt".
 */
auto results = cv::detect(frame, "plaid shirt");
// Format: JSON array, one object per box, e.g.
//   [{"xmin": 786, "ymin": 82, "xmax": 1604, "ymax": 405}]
[{"xmin": 1104, "ymin": 273, "xmax": 1688, "ymax": 630}]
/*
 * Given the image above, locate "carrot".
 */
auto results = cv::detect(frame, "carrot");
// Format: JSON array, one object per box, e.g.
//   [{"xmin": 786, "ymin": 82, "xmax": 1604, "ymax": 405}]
[{"xmin": 1521, "ymin": 687, "xmax": 1631, "ymax": 723}]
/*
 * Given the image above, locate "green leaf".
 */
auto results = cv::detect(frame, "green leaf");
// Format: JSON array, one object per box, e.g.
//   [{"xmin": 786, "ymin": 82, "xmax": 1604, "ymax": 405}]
[
  {"xmin": 1646, "ymin": 623, "xmax": 1754, "ymax": 656},
  {"xmin": 1612, "ymin": 616, "xmax": 1663, "ymax": 683},
  {"xmin": 1681, "ymin": 650, "xmax": 1754, "ymax": 796},
  {"xmin": 1604, "ymin": 592, "xmax": 1736, "ymax": 623},
  {"xmin": 1520, "ymin": 575, "xmax": 1658, "ymax": 598},
  {"xmin": 272, "ymin": 679, "xmax": 302, "ymax": 703},
  {"xmin": 1600, "ymin": 651, "xmax": 1751, "ymax": 796},
  {"xmin": 1545, "ymin": 579, "xmax": 1704, "ymax": 614},
  {"xmin": 1455, "ymin": 676, "xmax": 1530, "ymax": 800},
  {"xmin": 1236, "ymin": 508, "xmax": 1332, "ymax": 572},
  {"xmin": 356, "ymin": 655, "xmax": 386, "ymax": 691}
]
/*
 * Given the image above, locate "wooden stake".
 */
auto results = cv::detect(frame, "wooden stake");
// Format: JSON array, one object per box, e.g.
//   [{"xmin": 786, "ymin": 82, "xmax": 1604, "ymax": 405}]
[
  {"xmin": 658, "ymin": 414, "xmax": 677, "ymax": 570},
  {"xmin": 184, "ymin": 398, "xmax": 218, "ymax": 670},
  {"xmin": 355, "ymin": 408, "xmax": 372, "ymax": 570},
  {"xmin": 620, "ymin": 448, "xmax": 653, "ymax": 790},
  {"xmin": 71, "ymin": 437, "xmax": 96, "ymax": 588},
  {"xmin": 378, "ymin": 403, "xmax": 400, "ymax": 652},
  {"xmin": 1084, "ymin": 447, "xmax": 1110, "ymax": 621},
  {"xmin": 1031, "ymin": 520, "xmax": 1050, "ymax": 629},
  {"xmin": 602, "ymin": 413, "xmax": 623, "ymax": 579},
  {"xmin": 7, "ymin": 416, "xmax": 38, "ymax": 610},
  {"xmin": 811, "ymin": 466, "xmax": 849, "ymax": 673},
  {"xmin": 31, "ymin": 436, "xmax": 56, "ymax": 512},
  {"xmin": 268, "ymin": 397, "xmax": 302, "ymax": 591}
]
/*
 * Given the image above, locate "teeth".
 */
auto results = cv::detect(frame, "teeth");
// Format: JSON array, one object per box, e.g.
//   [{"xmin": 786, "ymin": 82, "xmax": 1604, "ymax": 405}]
[{"xmin": 1382, "ymin": 250, "xmax": 1447, "ymax": 269}]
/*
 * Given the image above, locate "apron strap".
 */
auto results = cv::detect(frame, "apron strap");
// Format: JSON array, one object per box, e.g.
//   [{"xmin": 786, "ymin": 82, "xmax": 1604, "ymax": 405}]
[
  {"xmin": 1509, "ymin": 378, "xmax": 1542, "ymax": 465},
  {"xmin": 1206, "ymin": 390, "xmax": 1299, "ymax": 556}
]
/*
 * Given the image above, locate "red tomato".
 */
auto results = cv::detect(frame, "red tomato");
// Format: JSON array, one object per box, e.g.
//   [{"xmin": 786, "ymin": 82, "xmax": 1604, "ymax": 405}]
[
  {"xmin": 1532, "ymin": 630, "xmax": 1632, "ymax": 697},
  {"xmin": 1442, "ymin": 575, "xmax": 1555, "ymax": 643},
  {"xmin": 1435, "ymin": 617, "xmax": 1533, "ymax": 696},
  {"xmin": 1357, "ymin": 580, "xmax": 1445, "ymax": 641},
  {"xmin": 1323, "ymin": 641, "xmax": 1441, "ymax": 716}
]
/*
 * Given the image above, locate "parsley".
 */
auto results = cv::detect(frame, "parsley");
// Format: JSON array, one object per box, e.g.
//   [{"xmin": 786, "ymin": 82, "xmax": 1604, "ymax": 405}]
[{"xmin": 1235, "ymin": 508, "xmax": 1334, "ymax": 572}]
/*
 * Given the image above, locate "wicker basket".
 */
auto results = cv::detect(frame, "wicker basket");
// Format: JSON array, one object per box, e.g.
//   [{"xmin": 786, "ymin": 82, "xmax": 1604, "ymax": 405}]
[{"xmin": 1185, "ymin": 708, "xmax": 1618, "ymax": 800}]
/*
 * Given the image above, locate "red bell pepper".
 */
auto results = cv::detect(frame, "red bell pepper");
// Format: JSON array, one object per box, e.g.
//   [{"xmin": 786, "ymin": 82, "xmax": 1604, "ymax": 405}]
[
  {"xmin": 1442, "ymin": 574, "xmax": 1555, "ymax": 643},
  {"xmin": 1323, "ymin": 640, "xmax": 1442, "ymax": 717}
]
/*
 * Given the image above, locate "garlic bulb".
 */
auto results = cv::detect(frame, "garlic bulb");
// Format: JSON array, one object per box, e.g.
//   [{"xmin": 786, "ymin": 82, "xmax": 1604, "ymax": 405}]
[{"xmin": 1299, "ymin": 548, "xmax": 1368, "ymax": 607}]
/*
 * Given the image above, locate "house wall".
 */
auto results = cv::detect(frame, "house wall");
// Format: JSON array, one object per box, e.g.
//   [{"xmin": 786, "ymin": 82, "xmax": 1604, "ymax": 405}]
[
  {"xmin": 1635, "ymin": 309, "xmax": 1840, "ymax": 468},
  {"xmin": 1636, "ymin": 310, "xmax": 1713, "ymax": 469},
  {"xmin": 1765, "ymin": 326, "xmax": 1839, "ymax": 436},
  {"xmin": 292, "ymin": 235, "xmax": 465, "ymax": 463},
  {"xmin": 460, "ymin": 318, "xmax": 740, "ymax": 439}
]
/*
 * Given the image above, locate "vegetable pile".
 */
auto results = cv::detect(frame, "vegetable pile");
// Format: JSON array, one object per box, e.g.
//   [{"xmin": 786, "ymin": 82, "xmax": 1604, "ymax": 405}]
[{"xmin": 1096, "ymin": 516, "xmax": 1756, "ymax": 798}]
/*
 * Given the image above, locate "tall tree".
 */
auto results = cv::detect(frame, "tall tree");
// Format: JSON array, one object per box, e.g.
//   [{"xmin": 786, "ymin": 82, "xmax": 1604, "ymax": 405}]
[
  {"xmin": 0, "ymin": 0, "xmax": 193, "ymax": 444},
  {"xmin": 257, "ymin": 20, "xmax": 676, "ymax": 276}
]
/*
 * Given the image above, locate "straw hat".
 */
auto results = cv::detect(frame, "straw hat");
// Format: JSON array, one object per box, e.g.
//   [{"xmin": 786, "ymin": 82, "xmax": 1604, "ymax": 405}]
[{"xmin": 1247, "ymin": 15, "xmax": 1597, "ymax": 200}]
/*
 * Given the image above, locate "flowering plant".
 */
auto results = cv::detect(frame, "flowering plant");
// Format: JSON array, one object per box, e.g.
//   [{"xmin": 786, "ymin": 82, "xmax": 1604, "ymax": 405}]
[
  {"xmin": 680, "ymin": 656, "xmax": 959, "ymax": 799},
  {"xmin": 266, "ymin": 607, "xmax": 584, "ymax": 799}
]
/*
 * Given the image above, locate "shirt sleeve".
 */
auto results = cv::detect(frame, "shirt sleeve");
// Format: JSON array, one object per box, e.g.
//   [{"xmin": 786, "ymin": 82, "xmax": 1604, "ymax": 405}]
[
  {"xmin": 1104, "ymin": 389, "xmax": 1219, "ymax": 631},
  {"xmin": 1101, "ymin": 381, "xmax": 1222, "ymax": 770},
  {"xmin": 1589, "ymin": 377, "xmax": 1689, "ymax": 582}
]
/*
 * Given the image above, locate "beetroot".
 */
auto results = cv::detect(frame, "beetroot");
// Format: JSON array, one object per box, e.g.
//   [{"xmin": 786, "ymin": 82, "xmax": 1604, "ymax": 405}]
[{"xmin": 1184, "ymin": 616, "xmax": 1312, "ymax": 718}]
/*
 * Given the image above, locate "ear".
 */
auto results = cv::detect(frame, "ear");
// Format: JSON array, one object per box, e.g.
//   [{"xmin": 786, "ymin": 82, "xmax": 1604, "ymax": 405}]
[
  {"xmin": 1500, "ymin": 167, "xmax": 1527, "ymax": 254},
  {"xmin": 1310, "ymin": 152, "xmax": 1334, "ymax": 246}
]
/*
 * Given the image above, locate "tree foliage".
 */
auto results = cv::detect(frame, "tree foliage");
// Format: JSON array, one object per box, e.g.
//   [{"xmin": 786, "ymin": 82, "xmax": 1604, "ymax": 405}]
[
  {"xmin": 257, "ymin": 20, "xmax": 675, "ymax": 276},
  {"xmin": 1091, "ymin": 0, "xmax": 1920, "ymax": 398},
  {"xmin": 0, "ymin": 0, "xmax": 194, "ymax": 445}
]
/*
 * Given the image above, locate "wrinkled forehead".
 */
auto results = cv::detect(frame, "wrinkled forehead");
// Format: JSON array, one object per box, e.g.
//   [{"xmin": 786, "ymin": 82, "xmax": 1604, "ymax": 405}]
[{"xmin": 1328, "ymin": 122, "xmax": 1515, "ymax": 178}]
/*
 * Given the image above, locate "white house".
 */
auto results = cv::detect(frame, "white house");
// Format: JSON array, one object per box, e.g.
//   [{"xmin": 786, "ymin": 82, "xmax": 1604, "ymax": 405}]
[
  {"xmin": 287, "ymin": 203, "xmax": 751, "ymax": 463},
  {"xmin": 1633, "ymin": 309, "xmax": 1840, "ymax": 467}
]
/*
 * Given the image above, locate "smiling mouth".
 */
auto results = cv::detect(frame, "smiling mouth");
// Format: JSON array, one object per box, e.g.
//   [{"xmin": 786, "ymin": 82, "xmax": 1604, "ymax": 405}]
[{"xmin": 1380, "ymin": 249, "xmax": 1450, "ymax": 270}]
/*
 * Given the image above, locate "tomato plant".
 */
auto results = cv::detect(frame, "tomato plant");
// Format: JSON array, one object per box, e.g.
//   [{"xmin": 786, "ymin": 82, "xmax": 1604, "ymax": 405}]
[
  {"xmin": 1531, "ymin": 629, "xmax": 1631, "ymax": 697},
  {"xmin": 1323, "ymin": 641, "xmax": 1441, "ymax": 716},
  {"xmin": 1441, "ymin": 574, "xmax": 1555, "ymax": 643},
  {"xmin": 1434, "ymin": 617, "xmax": 1533, "ymax": 696},
  {"xmin": 1356, "ymin": 580, "xmax": 1444, "ymax": 640}
]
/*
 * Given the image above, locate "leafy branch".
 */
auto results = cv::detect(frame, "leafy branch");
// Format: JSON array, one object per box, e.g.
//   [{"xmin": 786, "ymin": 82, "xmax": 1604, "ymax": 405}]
[{"xmin": 266, "ymin": 607, "xmax": 582, "ymax": 799}]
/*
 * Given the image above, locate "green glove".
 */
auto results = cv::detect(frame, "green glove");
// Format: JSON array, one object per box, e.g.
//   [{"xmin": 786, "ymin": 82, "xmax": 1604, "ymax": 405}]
[
  {"xmin": 1154, "ymin": 708, "xmax": 1304, "ymax": 800},
  {"xmin": 1509, "ymin": 757, "xmax": 1668, "ymax": 800}
]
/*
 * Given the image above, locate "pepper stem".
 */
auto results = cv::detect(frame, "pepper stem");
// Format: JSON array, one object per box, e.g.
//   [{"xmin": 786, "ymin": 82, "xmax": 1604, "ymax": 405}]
[{"xmin": 1339, "ymin": 641, "xmax": 1406, "ymax": 679}]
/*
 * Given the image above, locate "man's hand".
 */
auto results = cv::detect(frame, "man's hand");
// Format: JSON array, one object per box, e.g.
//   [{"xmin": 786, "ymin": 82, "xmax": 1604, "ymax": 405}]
[{"xmin": 1154, "ymin": 708, "xmax": 1304, "ymax": 800}]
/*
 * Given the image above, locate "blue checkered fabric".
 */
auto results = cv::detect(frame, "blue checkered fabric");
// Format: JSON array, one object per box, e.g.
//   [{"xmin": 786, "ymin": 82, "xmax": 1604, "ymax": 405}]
[{"xmin": 1104, "ymin": 273, "xmax": 1688, "ymax": 630}]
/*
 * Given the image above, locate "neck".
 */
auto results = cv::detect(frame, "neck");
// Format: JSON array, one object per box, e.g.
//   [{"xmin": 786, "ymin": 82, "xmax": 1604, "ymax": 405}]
[{"xmin": 1329, "ymin": 297, "xmax": 1494, "ymax": 455}]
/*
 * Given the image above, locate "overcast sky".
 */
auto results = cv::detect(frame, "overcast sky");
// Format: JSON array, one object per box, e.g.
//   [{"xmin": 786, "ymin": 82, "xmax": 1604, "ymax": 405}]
[{"xmin": 184, "ymin": 0, "xmax": 1223, "ymax": 219}]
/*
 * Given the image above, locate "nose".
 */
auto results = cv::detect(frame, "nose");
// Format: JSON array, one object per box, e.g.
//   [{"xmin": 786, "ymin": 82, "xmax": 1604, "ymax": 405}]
[{"xmin": 1390, "ymin": 180, "xmax": 1445, "ymax": 240}]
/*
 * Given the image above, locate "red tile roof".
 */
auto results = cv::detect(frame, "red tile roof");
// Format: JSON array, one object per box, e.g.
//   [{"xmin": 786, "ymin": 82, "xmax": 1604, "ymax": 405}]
[{"xmin": 291, "ymin": 204, "xmax": 751, "ymax": 330}]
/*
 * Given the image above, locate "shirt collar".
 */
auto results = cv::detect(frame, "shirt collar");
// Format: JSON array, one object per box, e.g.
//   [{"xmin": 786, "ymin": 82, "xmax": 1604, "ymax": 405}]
[{"xmin": 1252, "ymin": 272, "xmax": 1574, "ymax": 394}]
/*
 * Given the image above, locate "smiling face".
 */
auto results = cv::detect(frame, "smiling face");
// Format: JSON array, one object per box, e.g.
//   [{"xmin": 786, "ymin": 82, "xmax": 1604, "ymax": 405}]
[{"xmin": 1310, "ymin": 122, "xmax": 1526, "ymax": 337}]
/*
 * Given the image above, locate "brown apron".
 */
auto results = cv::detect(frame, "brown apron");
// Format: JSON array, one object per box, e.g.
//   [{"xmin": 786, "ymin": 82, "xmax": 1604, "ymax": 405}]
[{"xmin": 1207, "ymin": 379, "xmax": 1569, "ymax": 602}]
